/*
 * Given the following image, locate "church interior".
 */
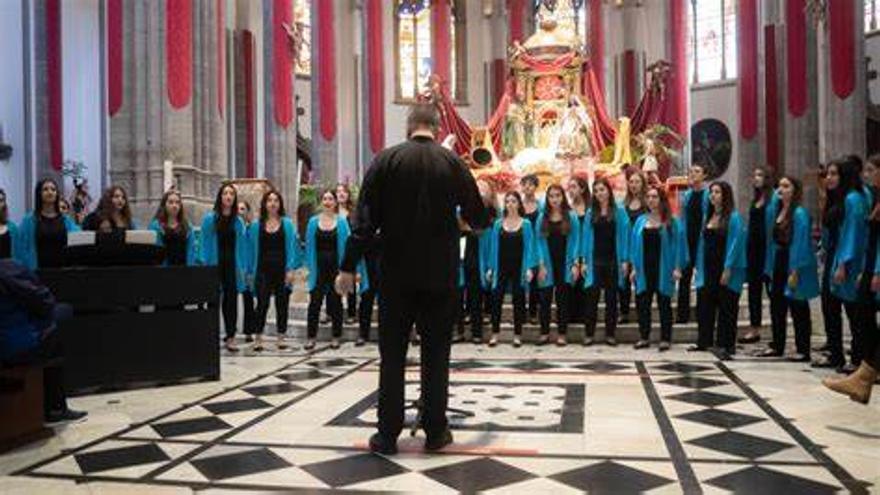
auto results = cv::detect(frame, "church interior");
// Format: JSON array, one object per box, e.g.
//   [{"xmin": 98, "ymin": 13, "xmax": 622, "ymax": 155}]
[{"xmin": 1, "ymin": 0, "xmax": 880, "ymax": 493}]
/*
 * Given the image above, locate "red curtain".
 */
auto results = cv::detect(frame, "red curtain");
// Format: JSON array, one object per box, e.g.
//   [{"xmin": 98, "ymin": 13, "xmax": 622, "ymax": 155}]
[
  {"xmin": 432, "ymin": 0, "xmax": 451, "ymax": 87},
  {"xmin": 316, "ymin": 0, "xmax": 337, "ymax": 139},
  {"xmin": 786, "ymin": 0, "xmax": 807, "ymax": 117},
  {"xmin": 243, "ymin": 31, "xmax": 256, "ymax": 178},
  {"xmin": 765, "ymin": 26, "xmax": 780, "ymax": 170},
  {"xmin": 662, "ymin": 0, "xmax": 687, "ymax": 136},
  {"xmin": 492, "ymin": 59, "xmax": 507, "ymax": 110},
  {"xmin": 589, "ymin": 0, "xmax": 604, "ymax": 97},
  {"xmin": 518, "ymin": 51, "xmax": 577, "ymax": 72},
  {"xmin": 273, "ymin": 0, "xmax": 293, "ymax": 128},
  {"xmin": 366, "ymin": 0, "xmax": 385, "ymax": 153},
  {"xmin": 508, "ymin": 0, "xmax": 524, "ymax": 43},
  {"xmin": 623, "ymin": 50, "xmax": 637, "ymax": 116},
  {"xmin": 46, "ymin": 0, "xmax": 63, "ymax": 171},
  {"xmin": 217, "ymin": 0, "xmax": 225, "ymax": 118},
  {"xmin": 107, "ymin": 0, "xmax": 123, "ymax": 116},
  {"xmin": 582, "ymin": 63, "xmax": 617, "ymax": 149},
  {"xmin": 738, "ymin": 0, "xmax": 759, "ymax": 139},
  {"xmin": 166, "ymin": 0, "xmax": 192, "ymax": 109},
  {"xmin": 829, "ymin": 0, "xmax": 855, "ymax": 99}
]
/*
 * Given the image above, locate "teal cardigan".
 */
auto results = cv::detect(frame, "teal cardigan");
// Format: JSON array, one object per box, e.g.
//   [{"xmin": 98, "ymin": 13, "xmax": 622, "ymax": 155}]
[
  {"xmin": 629, "ymin": 215, "xmax": 687, "ymax": 297},
  {"xmin": 694, "ymin": 211, "xmax": 747, "ymax": 294},
  {"xmin": 198, "ymin": 212, "xmax": 250, "ymax": 293},
  {"xmin": 824, "ymin": 190, "xmax": 870, "ymax": 302},
  {"xmin": 15, "ymin": 213, "xmax": 81, "ymax": 270},
  {"xmin": 534, "ymin": 210, "xmax": 581, "ymax": 288},
  {"xmin": 581, "ymin": 203, "xmax": 630, "ymax": 289},
  {"xmin": 304, "ymin": 215, "xmax": 369, "ymax": 293},
  {"xmin": 764, "ymin": 206, "xmax": 820, "ymax": 300},
  {"xmin": 148, "ymin": 219, "xmax": 196, "ymax": 266},
  {"xmin": 247, "ymin": 217, "xmax": 303, "ymax": 290},
  {"xmin": 482, "ymin": 218, "xmax": 537, "ymax": 292}
]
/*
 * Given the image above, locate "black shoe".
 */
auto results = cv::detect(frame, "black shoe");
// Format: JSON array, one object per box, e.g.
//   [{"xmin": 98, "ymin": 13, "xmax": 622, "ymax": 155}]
[
  {"xmin": 787, "ymin": 353, "xmax": 810, "ymax": 363},
  {"xmin": 424, "ymin": 428, "xmax": 454, "ymax": 452},
  {"xmin": 245, "ymin": 335, "xmax": 254, "ymax": 343},
  {"xmin": 619, "ymin": 315, "xmax": 630, "ymax": 325},
  {"xmin": 355, "ymin": 338, "xmax": 366, "ymax": 347},
  {"xmin": 687, "ymin": 345, "xmax": 708, "ymax": 352},
  {"xmin": 675, "ymin": 316, "xmax": 689, "ymax": 325},
  {"xmin": 755, "ymin": 347, "xmax": 783, "ymax": 357},
  {"xmin": 839, "ymin": 362, "xmax": 858, "ymax": 374},
  {"xmin": 368, "ymin": 433, "xmax": 398, "ymax": 455},
  {"xmin": 605, "ymin": 337, "xmax": 618, "ymax": 347},
  {"xmin": 811, "ymin": 356, "xmax": 844, "ymax": 369},
  {"xmin": 452, "ymin": 334, "xmax": 466, "ymax": 344},
  {"xmin": 46, "ymin": 408, "xmax": 88, "ymax": 424},
  {"xmin": 658, "ymin": 341, "xmax": 671, "ymax": 352},
  {"xmin": 715, "ymin": 349, "xmax": 734, "ymax": 361},
  {"xmin": 812, "ymin": 343, "xmax": 831, "ymax": 353},
  {"xmin": 471, "ymin": 337, "xmax": 483, "ymax": 345},
  {"xmin": 583, "ymin": 337, "xmax": 594, "ymax": 347},
  {"xmin": 634, "ymin": 340, "xmax": 650, "ymax": 349}
]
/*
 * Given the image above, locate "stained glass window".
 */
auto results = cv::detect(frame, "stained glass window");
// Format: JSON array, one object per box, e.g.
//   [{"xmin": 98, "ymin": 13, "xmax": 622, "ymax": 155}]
[
  {"xmin": 868, "ymin": 0, "xmax": 878, "ymax": 33},
  {"xmin": 688, "ymin": 0, "xmax": 737, "ymax": 84},
  {"xmin": 293, "ymin": 0, "xmax": 311, "ymax": 76}
]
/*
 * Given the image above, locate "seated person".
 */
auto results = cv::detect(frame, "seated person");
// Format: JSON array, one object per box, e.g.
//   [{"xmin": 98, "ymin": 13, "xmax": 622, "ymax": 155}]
[{"xmin": 0, "ymin": 259, "xmax": 86, "ymax": 423}]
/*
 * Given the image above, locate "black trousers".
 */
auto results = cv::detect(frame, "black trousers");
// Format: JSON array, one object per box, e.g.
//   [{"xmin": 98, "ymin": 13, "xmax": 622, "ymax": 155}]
[
  {"xmin": 539, "ymin": 284, "xmax": 569, "ymax": 335},
  {"xmin": 347, "ymin": 292, "xmax": 357, "ymax": 319},
  {"xmin": 676, "ymin": 258, "xmax": 696, "ymax": 322},
  {"xmin": 254, "ymin": 277, "xmax": 291, "ymax": 335},
  {"xmin": 855, "ymin": 278, "xmax": 879, "ymax": 367},
  {"xmin": 569, "ymin": 275, "xmax": 586, "ymax": 321},
  {"xmin": 458, "ymin": 263, "xmax": 484, "ymax": 339},
  {"xmin": 862, "ymin": 300, "xmax": 880, "ymax": 369},
  {"xmin": 619, "ymin": 279, "xmax": 633, "ymax": 320},
  {"xmin": 377, "ymin": 286, "xmax": 455, "ymax": 440},
  {"xmin": 492, "ymin": 270, "xmax": 525, "ymax": 335},
  {"xmin": 359, "ymin": 288, "xmax": 378, "ymax": 340},
  {"xmin": 637, "ymin": 289, "xmax": 673, "ymax": 342},
  {"xmin": 242, "ymin": 290, "xmax": 257, "ymax": 335},
  {"xmin": 307, "ymin": 282, "xmax": 343, "ymax": 339},
  {"xmin": 585, "ymin": 264, "xmax": 618, "ymax": 338},
  {"xmin": 747, "ymin": 270, "xmax": 768, "ymax": 329},
  {"xmin": 219, "ymin": 266, "xmax": 238, "ymax": 340},
  {"xmin": 821, "ymin": 281, "xmax": 859, "ymax": 365},
  {"xmin": 769, "ymin": 292, "xmax": 812, "ymax": 356},
  {"xmin": 528, "ymin": 279, "xmax": 539, "ymax": 319},
  {"xmin": 697, "ymin": 286, "xmax": 740, "ymax": 352}
]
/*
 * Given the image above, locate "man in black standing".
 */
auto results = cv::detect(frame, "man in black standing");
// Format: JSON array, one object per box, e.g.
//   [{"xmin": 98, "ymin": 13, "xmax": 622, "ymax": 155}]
[{"xmin": 336, "ymin": 104, "xmax": 488, "ymax": 455}]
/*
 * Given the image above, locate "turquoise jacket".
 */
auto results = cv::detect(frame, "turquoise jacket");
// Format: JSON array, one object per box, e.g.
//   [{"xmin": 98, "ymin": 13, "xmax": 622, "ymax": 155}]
[
  {"xmin": 581, "ymin": 203, "xmax": 630, "ymax": 289},
  {"xmin": 764, "ymin": 206, "xmax": 820, "ymax": 300},
  {"xmin": 629, "ymin": 215, "xmax": 686, "ymax": 297},
  {"xmin": 15, "ymin": 213, "xmax": 81, "ymax": 270},
  {"xmin": 695, "ymin": 211, "xmax": 747, "ymax": 294},
  {"xmin": 148, "ymin": 219, "xmax": 196, "ymax": 266},
  {"xmin": 823, "ymin": 190, "xmax": 869, "ymax": 302},
  {"xmin": 2, "ymin": 222, "xmax": 18, "ymax": 259},
  {"xmin": 247, "ymin": 217, "xmax": 303, "ymax": 290},
  {"xmin": 678, "ymin": 187, "xmax": 711, "ymax": 261},
  {"xmin": 482, "ymin": 218, "xmax": 537, "ymax": 292},
  {"xmin": 198, "ymin": 212, "xmax": 250, "ymax": 293},
  {"xmin": 304, "ymin": 215, "xmax": 369, "ymax": 293},
  {"xmin": 533, "ymin": 211, "xmax": 580, "ymax": 288}
]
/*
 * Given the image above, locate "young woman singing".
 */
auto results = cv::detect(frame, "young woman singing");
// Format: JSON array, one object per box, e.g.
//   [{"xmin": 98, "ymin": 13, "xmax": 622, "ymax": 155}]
[
  {"xmin": 16, "ymin": 178, "xmax": 80, "ymax": 270},
  {"xmin": 740, "ymin": 166, "xmax": 776, "ymax": 344},
  {"xmin": 620, "ymin": 171, "xmax": 648, "ymax": 324},
  {"xmin": 149, "ymin": 190, "xmax": 196, "ymax": 266}
]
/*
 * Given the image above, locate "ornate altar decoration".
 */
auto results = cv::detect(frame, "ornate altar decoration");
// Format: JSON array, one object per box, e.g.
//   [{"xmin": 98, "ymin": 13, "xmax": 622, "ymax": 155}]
[{"xmin": 426, "ymin": 0, "xmax": 681, "ymax": 195}]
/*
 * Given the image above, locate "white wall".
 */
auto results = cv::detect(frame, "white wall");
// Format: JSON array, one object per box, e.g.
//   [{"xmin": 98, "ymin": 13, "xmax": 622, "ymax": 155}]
[
  {"xmin": 689, "ymin": 82, "xmax": 739, "ymax": 185},
  {"xmin": 62, "ymin": 0, "xmax": 104, "ymax": 197},
  {"xmin": 0, "ymin": 0, "xmax": 27, "ymax": 220}
]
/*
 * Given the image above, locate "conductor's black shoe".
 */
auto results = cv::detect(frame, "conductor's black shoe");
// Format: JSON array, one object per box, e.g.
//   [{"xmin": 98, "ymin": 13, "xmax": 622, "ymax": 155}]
[
  {"xmin": 424, "ymin": 429, "xmax": 454, "ymax": 452},
  {"xmin": 46, "ymin": 408, "xmax": 88, "ymax": 424},
  {"xmin": 368, "ymin": 433, "xmax": 398, "ymax": 455}
]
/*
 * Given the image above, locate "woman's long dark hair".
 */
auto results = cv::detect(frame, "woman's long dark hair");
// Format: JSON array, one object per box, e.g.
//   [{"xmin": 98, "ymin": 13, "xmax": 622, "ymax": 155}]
[
  {"xmin": 868, "ymin": 154, "xmax": 880, "ymax": 221},
  {"xmin": 259, "ymin": 189, "xmax": 287, "ymax": 223},
  {"xmin": 96, "ymin": 186, "xmax": 134, "ymax": 228},
  {"xmin": 710, "ymin": 181, "xmax": 735, "ymax": 230},
  {"xmin": 320, "ymin": 188, "xmax": 339, "ymax": 213},
  {"xmin": 0, "ymin": 188, "xmax": 8, "ymax": 225},
  {"xmin": 155, "ymin": 190, "xmax": 189, "ymax": 233},
  {"xmin": 503, "ymin": 191, "xmax": 526, "ymax": 218},
  {"xmin": 541, "ymin": 184, "xmax": 571, "ymax": 236},
  {"xmin": 624, "ymin": 170, "xmax": 647, "ymax": 209},
  {"xmin": 751, "ymin": 166, "xmax": 775, "ymax": 206},
  {"xmin": 590, "ymin": 177, "xmax": 615, "ymax": 224},
  {"xmin": 823, "ymin": 156, "xmax": 863, "ymax": 227},
  {"xmin": 647, "ymin": 185, "xmax": 674, "ymax": 234},
  {"xmin": 570, "ymin": 176, "xmax": 591, "ymax": 207},
  {"xmin": 777, "ymin": 175, "xmax": 803, "ymax": 242},
  {"xmin": 336, "ymin": 183, "xmax": 355, "ymax": 213},
  {"xmin": 213, "ymin": 183, "xmax": 238, "ymax": 232},
  {"xmin": 34, "ymin": 178, "xmax": 62, "ymax": 217}
]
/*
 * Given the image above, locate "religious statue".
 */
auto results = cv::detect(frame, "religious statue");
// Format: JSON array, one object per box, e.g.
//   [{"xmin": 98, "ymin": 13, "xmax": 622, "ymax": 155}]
[
  {"xmin": 502, "ymin": 97, "xmax": 533, "ymax": 158},
  {"xmin": 641, "ymin": 138, "xmax": 661, "ymax": 185},
  {"xmin": 552, "ymin": 95, "xmax": 594, "ymax": 158}
]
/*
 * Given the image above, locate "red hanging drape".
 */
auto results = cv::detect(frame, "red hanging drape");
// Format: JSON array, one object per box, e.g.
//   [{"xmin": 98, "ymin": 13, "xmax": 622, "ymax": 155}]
[
  {"xmin": 786, "ymin": 0, "xmax": 807, "ymax": 117},
  {"xmin": 217, "ymin": 0, "xmax": 225, "ymax": 118},
  {"xmin": 828, "ymin": 0, "xmax": 856, "ymax": 99},
  {"xmin": 589, "ymin": 0, "xmax": 604, "ymax": 97},
  {"xmin": 582, "ymin": 63, "xmax": 617, "ymax": 149},
  {"xmin": 738, "ymin": 0, "xmax": 759, "ymax": 139},
  {"xmin": 366, "ymin": 0, "xmax": 385, "ymax": 153},
  {"xmin": 765, "ymin": 26, "xmax": 780, "ymax": 170},
  {"xmin": 273, "ymin": 0, "xmax": 293, "ymax": 128},
  {"xmin": 243, "ymin": 31, "xmax": 256, "ymax": 178},
  {"xmin": 316, "ymin": 0, "xmax": 337, "ymax": 139},
  {"xmin": 166, "ymin": 0, "xmax": 192, "ymax": 109},
  {"xmin": 508, "ymin": 0, "xmax": 524, "ymax": 43},
  {"xmin": 623, "ymin": 50, "xmax": 637, "ymax": 116},
  {"xmin": 432, "ymin": 0, "xmax": 451, "ymax": 87},
  {"xmin": 662, "ymin": 0, "xmax": 687, "ymax": 136},
  {"xmin": 518, "ymin": 51, "xmax": 577, "ymax": 72},
  {"xmin": 492, "ymin": 59, "xmax": 507, "ymax": 110},
  {"xmin": 107, "ymin": 0, "xmax": 123, "ymax": 116},
  {"xmin": 46, "ymin": 0, "xmax": 63, "ymax": 171}
]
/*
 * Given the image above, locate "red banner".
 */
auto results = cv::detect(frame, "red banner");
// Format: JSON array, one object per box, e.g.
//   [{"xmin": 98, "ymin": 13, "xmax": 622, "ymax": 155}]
[
  {"xmin": 765, "ymin": 26, "xmax": 779, "ymax": 170},
  {"xmin": 738, "ymin": 0, "xmax": 759, "ymax": 139},
  {"xmin": 623, "ymin": 50, "xmax": 637, "ymax": 116},
  {"xmin": 217, "ymin": 0, "xmax": 225, "ymax": 118},
  {"xmin": 786, "ymin": 0, "xmax": 807, "ymax": 117},
  {"xmin": 243, "ymin": 31, "xmax": 256, "ymax": 178},
  {"xmin": 317, "ymin": 0, "xmax": 336, "ymax": 139},
  {"xmin": 366, "ymin": 0, "xmax": 385, "ymax": 153},
  {"xmin": 47, "ymin": 0, "xmax": 63, "ymax": 170},
  {"xmin": 108, "ymin": 0, "xmax": 123, "ymax": 116},
  {"xmin": 432, "ymin": 0, "xmax": 451, "ymax": 87},
  {"xmin": 508, "ymin": 0, "xmax": 524, "ymax": 43},
  {"xmin": 273, "ymin": 0, "xmax": 293, "ymax": 127},
  {"xmin": 166, "ymin": 0, "xmax": 192, "ymax": 109},
  {"xmin": 828, "ymin": 0, "xmax": 855, "ymax": 99},
  {"xmin": 589, "ymin": 0, "xmax": 604, "ymax": 96},
  {"xmin": 663, "ymin": 0, "xmax": 688, "ymax": 136}
]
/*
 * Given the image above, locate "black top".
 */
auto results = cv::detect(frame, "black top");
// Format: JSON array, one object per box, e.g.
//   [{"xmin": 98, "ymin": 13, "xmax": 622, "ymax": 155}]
[
  {"xmin": 499, "ymin": 227, "xmax": 524, "ymax": 277},
  {"xmin": 82, "ymin": 211, "xmax": 134, "ymax": 233},
  {"xmin": 163, "ymin": 224, "xmax": 188, "ymax": 266},
  {"xmin": 36, "ymin": 214, "xmax": 67, "ymax": 268},
  {"xmin": 627, "ymin": 204, "xmax": 647, "ymax": 226},
  {"xmin": 686, "ymin": 189, "xmax": 705, "ymax": 255},
  {"xmin": 524, "ymin": 204, "xmax": 539, "ymax": 229},
  {"xmin": 866, "ymin": 217, "xmax": 880, "ymax": 276},
  {"xmin": 643, "ymin": 227, "xmax": 661, "ymax": 290},
  {"xmin": 342, "ymin": 136, "xmax": 488, "ymax": 291},
  {"xmin": 773, "ymin": 221, "xmax": 791, "ymax": 248},
  {"xmin": 0, "ymin": 229, "xmax": 10, "ymax": 259},
  {"xmin": 593, "ymin": 214, "xmax": 616, "ymax": 266},
  {"xmin": 703, "ymin": 226, "xmax": 727, "ymax": 286},
  {"xmin": 748, "ymin": 203, "xmax": 766, "ymax": 270},
  {"xmin": 316, "ymin": 227, "xmax": 338, "ymax": 280},
  {"xmin": 217, "ymin": 215, "xmax": 237, "ymax": 274},
  {"xmin": 547, "ymin": 219, "xmax": 566, "ymax": 284},
  {"xmin": 464, "ymin": 230, "xmax": 481, "ymax": 270},
  {"xmin": 259, "ymin": 225, "xmax": 287, "ymax": 286}
]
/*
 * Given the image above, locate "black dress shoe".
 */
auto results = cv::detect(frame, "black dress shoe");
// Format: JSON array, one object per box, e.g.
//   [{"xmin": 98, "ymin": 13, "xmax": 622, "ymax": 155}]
[
  {"xmin": 687, "ymin": 345, "xmax": 708, "ymax": 352},
  {"xmin": 46, "ymin": 408, "xmax": 88, "ymax": 424},
  {"xmin": 812, "ymin": 343, "xmax": 831, "ymax": 353},
  {"xmin": 368, "ymin": 433, "xmax": 398, "ymax": 455},
  {"xmin": 424, "ymin": 429, "xmax": 453, "ymax": 452},
  {"xmin": 755, "ymin": 347, "xmax": 783, "ymax": 357},
  {"xmin": 786, "ymin": 353, "xmax": 810, "ymax": 363},
  {"xmin": 811, "ymin": 356, "xmax": 844, "ymax": 369}
]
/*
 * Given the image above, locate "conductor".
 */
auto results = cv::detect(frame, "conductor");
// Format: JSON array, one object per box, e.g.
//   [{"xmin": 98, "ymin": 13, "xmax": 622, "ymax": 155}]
[{"xmin": 336, "ymin": 104, "xmax": 488, "ymax": 455}]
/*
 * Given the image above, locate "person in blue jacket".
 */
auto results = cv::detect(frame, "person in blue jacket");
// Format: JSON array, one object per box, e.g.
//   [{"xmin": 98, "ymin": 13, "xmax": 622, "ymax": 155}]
[
  {"xmin": 566, "ymin": 176, "xmax": 591, "ymax": 327},
  {"xmin": 534, "ymin": 184, "xmax": 580, "ymax": 346},
  {"xmin": 740, "ymin": 167, "xmax": 777, "ymax": 344},
  {"xmin": 630, "ymin": 185, "xmax": 685, "ymax": 351},
  {"xmin": 484, "ymin": 191, "xmax": 536, "ymax": 348},
  {"xmin": 16, "ymin": 178, "xmax": 80, "ymax": 270},
  {"xmin": 521, "ymin": 174, "xmax": 543, "ymax": 323},
  {"xmin": 149, "ymin": 190, "xmax": 196, "ymax": 266},
  {"xmin": 676, "ymin": 163, "xmax": 710, "ymax": 324},
  {"xmin": 0, "ymin": 188, "xmax": 18, "ymax": 260},
  {"xmin": 199, "ymin": 183, "xmax": 249, "ymax": 353},
  {"xmin": 455, "ymin": 179, "xmax": 497, "ymax": 345},
  {"xmin": 692, "ymin": 181, "xmax": 746, "ymax": 360},
  {"xmin": 238, "ymin": 200, "xmax": 258, "ymax": 342},
  {"xmin": 620, "ymin": 171, "xmax": 649, "ymax": 324},
  {"xmin": 581, "ymin": 177, "xmax": 629, "ymax": 347},
  {"xmin": 247, "ymin": 190, "xmax": 301, "ymax": 352},
  {"xmin": 757, "ymin": 175, "xmax": 819, "ymax": 361},
  {"xmin": 815, "ymin": 156, "xmax": 869, "ymax": 370},
  {"xmin": 304, "ymin": 188, "xmax": 357, "ymax": 351}
]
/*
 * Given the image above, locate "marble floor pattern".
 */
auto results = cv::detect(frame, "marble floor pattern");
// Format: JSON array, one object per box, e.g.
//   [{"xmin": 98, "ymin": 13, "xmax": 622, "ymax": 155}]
[{"xmin": 2, "ymin": 344, "xmax": 879, "ymax": 494}]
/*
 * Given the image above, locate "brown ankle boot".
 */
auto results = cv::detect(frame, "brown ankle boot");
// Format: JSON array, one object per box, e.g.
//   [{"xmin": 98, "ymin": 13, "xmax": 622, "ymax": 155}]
[{"xmin": 822, "ymin": 362, "xmax": 877, "ymax": 404}]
